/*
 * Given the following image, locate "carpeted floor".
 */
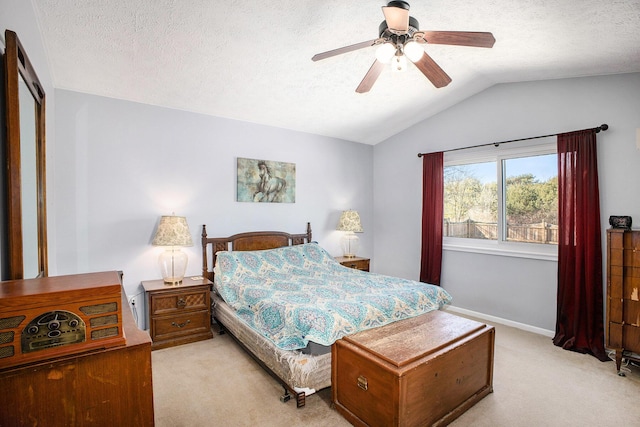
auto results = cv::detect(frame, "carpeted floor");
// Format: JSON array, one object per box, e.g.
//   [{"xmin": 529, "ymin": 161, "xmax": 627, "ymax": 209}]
[{"xmin": 151, "ymin": 317, "xmax": 640, "ymax": 426}]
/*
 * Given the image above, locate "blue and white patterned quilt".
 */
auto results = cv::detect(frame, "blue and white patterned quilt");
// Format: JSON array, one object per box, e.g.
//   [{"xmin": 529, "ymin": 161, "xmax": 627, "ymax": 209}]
[{"xmin": 214, "ymin": 243, "xmax": 452, "ymax": 351}]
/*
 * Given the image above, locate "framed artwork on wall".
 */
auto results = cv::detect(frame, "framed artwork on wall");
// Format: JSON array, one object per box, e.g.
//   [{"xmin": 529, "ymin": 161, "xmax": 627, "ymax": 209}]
[{"xmin": 237, "ymin": 157, "xmax": 296, "ymax": 203}]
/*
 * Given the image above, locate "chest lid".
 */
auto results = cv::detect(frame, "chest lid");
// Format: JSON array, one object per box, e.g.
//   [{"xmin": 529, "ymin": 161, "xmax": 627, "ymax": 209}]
[{"xmin": 342, "ymin": 310, "xmax": 488, "ymax": 368}]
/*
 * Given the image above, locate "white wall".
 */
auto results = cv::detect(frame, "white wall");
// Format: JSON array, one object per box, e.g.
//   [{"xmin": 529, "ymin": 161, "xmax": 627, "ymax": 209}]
[
  {"xmin": 373, "ymin": 73, "xmax": 640, "ymax": 332},
  {"xmin": 54, "ymin": 91, "xmax": 373, "ymax": 306}
]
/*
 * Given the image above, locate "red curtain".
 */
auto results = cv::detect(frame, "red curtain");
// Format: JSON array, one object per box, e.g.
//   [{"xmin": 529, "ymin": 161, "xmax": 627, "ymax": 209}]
[
  {"xmin": 553, "ymin": 129, "xmax": 608, "ymax": 361},
  {"xmin": 420, "ymin": 152, "xmax": 444, "ymax": 285}
]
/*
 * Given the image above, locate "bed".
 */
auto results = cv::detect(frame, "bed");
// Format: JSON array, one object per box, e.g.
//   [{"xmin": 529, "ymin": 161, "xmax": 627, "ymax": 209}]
[{"xmin": 201, "ymin": 223, "xmax": 452, "ymax": 407}]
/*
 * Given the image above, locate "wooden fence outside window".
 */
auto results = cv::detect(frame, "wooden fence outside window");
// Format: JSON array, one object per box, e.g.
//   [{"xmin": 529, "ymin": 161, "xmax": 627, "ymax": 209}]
[{"xmin": 444, "ymin": 220, "xmax": 558, "ymax": 244}]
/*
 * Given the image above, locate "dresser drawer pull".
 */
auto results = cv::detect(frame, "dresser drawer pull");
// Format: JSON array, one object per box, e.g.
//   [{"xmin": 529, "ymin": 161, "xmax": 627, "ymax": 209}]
[
  {"xmin": 176, "ymin": 298, "xmax": 187, "ymax": 308},
  {"xmin": 357, "ymin": 375, "xmax": 368, "ymax": 391},
  {"xmin": 171, "ymin": 320, "xmax": 191, "ymax": 328}
]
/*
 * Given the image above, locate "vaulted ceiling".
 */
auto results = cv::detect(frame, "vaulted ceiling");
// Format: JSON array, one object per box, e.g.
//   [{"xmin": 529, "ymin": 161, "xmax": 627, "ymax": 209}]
[{"xmin": 32, "ymin": 0, "xmax": 640, "ymax": 144}]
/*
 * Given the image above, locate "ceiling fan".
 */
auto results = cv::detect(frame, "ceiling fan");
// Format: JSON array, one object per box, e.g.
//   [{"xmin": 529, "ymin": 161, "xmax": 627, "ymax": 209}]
[{"xmin": 312, "ymin": 1, "xmax": 495, "ymax": 93}]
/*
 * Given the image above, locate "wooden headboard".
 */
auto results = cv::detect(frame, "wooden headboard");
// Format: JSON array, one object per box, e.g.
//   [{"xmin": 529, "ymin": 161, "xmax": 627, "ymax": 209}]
[{"xmin": 201, "ymin": 222, "xmax": 312, "ymax": 281}]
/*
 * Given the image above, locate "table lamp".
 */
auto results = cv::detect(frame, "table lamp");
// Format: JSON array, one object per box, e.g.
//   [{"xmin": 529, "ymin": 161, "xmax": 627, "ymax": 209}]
[
  {"xmin": 152, "ymin": 215, "xmax": 193, "ymax": 285},
  {"xmin": 336, "ymin": 210, "xmax": 363, "ymax": 258}
]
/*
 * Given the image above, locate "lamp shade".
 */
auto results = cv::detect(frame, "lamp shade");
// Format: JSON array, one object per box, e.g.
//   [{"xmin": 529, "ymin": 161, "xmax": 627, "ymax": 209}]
[
  {"xmin": 404, "ymin": 40, "xmax": 424, "ymax": 62},
  {"xmin": 375, "ymin": 42, "xmax": 396, "ymax": 64},
  {"xmin": 152, "ymin": 215, "xmax": 193, "ymax": 247},
  {"xmin": 336, "ymin": 210, "xmax": 364, "ymax": 233}
]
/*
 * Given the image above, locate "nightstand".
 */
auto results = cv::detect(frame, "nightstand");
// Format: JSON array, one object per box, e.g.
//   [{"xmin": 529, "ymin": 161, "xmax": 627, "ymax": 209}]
[
  {"xmin": 142, "ymin": 276, "xmax": 213, "ymax": 350},
  {"xmin": 335, "ymin": 256, "xmax": 370, "ymax": 272}
]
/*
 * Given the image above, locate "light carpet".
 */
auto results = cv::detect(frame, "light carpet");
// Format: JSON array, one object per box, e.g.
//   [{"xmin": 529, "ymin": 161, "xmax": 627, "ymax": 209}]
[{"xmin": 152, "ymin": 318, "xmax": 640, "ymax": 426}]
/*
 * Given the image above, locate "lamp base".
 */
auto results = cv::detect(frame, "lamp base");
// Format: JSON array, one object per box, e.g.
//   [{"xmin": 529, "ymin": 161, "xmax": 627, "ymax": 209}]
[
  {"xmin": 158, "ymin": 248, "xmax": 188, "ymax": 286},
  {"xmin": 341, "ymin": 233, "xmax": 360, "ymax": 259}
]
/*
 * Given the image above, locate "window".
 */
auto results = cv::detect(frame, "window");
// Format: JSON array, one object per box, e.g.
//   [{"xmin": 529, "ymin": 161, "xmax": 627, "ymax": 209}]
[{"xmin": 443, "ymin": 140, "xmax": 558, "ymax": 259}]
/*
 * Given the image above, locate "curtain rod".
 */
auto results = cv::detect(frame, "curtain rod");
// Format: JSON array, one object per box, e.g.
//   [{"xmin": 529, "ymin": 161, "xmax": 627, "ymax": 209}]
[{"xmin": 417, "ymin": 124, "xmax": 609, "ymax": 158}]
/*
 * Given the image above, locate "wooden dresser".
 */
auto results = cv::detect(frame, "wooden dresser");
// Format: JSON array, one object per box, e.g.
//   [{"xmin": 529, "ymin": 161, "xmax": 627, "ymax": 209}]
[
  {"xmin": 606, "ymin": 228, "xmax": 640, "ymax": 373},
  {"xmin": 142, "ymin": 277, "xmax": 213, "ymax": 350}
]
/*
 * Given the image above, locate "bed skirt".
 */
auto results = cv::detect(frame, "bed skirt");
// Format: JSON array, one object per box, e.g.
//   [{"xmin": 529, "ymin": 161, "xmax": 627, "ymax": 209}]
[{"xmin": 212, "ymin": 292, "xmax": 332, "ymax": 396}]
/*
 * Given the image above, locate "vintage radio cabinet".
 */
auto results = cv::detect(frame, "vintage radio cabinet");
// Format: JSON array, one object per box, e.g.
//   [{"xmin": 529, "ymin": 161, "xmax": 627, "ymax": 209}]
[
  {"xmin": 0, "ymin": 289, "xmax": 153, "ymax": 426},
  {"xmin": 0, "ymin": 271, "xmax": 125, "ymax": 369},
  {"xmin": 606, "ymin": 228, "xmax": 640, "ymax": 373},
  {"xmin": 332, "ymin": 310, "xmax": 494, "ymax": 427}
]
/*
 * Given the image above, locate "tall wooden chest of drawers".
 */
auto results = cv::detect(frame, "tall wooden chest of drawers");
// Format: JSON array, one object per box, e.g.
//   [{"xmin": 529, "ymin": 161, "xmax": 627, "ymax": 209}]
[
  {"xmin": 606, "ymin": 229, "xmax": 640, "ymax": 373},
  {"xmin": 142, "ymin": 277, "xmax": 213, "ymax": 350}
]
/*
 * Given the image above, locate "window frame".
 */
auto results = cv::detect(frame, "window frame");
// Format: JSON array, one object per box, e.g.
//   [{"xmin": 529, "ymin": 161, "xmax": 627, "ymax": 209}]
[{"xmin": 442, "ymin": 137, "xmax": 558, "ymax": 261}]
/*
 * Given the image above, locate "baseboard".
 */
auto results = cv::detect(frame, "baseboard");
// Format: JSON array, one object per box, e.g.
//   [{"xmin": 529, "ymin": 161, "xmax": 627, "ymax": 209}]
[{"xmin": 444, "ymin": 305, "xmax": 555, "ymax": 338}]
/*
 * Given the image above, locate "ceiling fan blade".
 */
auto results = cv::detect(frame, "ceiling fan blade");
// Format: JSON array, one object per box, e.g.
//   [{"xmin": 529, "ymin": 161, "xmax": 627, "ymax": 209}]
[
  {"xmin": 416, "ymin": 31, "xmax": 496, "ymax": 48},
  {"xmin": 382, "ymin": 4, "xmax": 410, "ymax": 34},
  {"xmin": 312, "ymin": 39, "xmax": 381, "ymax": 61},
  {"xmin": 356, "ymin": 60, "xmax": 385, "ymax": 93},
  {"xmin": 410, "ymin": 52, "xmax": 452, "ymax": 88}
]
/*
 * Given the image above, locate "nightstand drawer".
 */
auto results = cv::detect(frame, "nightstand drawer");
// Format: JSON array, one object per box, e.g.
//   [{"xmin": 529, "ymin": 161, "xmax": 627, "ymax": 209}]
[
  {"xmin": 149, "ymin": 289, "xmax": 209, "ymax": 316},
  {"xmin": 152, "ymin": 310, "xmax": 211, "ymax": 343}
]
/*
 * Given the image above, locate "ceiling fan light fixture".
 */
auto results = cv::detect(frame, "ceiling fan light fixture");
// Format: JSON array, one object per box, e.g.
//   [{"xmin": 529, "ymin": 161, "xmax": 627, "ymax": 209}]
[
  {"xmin": 391, "ymin": 54, "xmax": 407, "ymax": 72},
  {"xmin": 375, "ymin": 42, "xmax": 396, "ymax": 64},
  {"xmin": 404, "ymin": 40, "xmax": 423, "ymax": 62},
  {"xmin": 311, "ymin": 1, "xmax": 495, "ymax": 92}
]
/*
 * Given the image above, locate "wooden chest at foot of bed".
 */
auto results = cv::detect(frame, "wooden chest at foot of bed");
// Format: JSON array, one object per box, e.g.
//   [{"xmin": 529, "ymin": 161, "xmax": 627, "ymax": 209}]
[{"xmin": 332, "ymin": 310, "xmax": 495, "ymax": 427}]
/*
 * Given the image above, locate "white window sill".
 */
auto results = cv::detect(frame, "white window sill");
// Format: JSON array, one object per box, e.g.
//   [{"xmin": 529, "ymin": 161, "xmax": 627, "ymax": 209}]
[{"xmin": 443, "ymin": 238, "xmax": 558, "ymax": 261}]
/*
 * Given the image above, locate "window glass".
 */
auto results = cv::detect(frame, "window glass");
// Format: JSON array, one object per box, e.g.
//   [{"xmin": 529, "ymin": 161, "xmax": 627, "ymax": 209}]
[
  {"xmin": 443, "ymin": 145, "xmax": 558, "ymax": 249},
  {"xmin": 444, "ymin": 161, "xmax": 497, "ymax": 240},
  {"xmin": 504, "ymin": 154, "xmax": 558, "ymax": 244}
]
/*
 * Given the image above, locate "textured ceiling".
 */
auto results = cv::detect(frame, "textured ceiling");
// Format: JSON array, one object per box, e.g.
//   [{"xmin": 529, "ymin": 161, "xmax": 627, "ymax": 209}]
[{"xmin": 32, "ymin": 0, "xmax": 640, "ymax": 144}]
